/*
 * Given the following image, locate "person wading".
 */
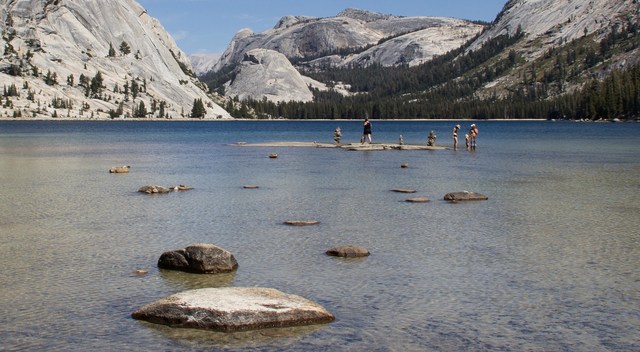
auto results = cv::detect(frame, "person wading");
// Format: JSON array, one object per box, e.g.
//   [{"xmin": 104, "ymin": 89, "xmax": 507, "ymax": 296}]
[
  {"xmin": 361, "ymin": 118, "xmax": 372, "ymax": 144},
  {"xmin": 453, "ymin": 124, "xmax": 461, "ymax": 150}
]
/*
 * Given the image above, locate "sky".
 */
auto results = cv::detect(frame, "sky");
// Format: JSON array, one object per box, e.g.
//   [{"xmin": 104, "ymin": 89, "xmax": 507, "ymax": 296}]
[{"xmin": 137, "ymin": 0, "xmax": 508, "ymax": 55}]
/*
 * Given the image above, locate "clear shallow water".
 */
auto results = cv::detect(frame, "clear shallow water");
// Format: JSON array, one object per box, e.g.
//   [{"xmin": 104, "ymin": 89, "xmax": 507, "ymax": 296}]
[{"xmin": 0, "ymin": 120, "xmax": 639, "ymax": 351}]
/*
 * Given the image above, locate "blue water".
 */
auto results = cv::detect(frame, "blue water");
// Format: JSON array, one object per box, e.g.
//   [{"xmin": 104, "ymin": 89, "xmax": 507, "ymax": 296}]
[{"xmin": 1, "ymin": 120, "xmax": 639, "ymax": 351}]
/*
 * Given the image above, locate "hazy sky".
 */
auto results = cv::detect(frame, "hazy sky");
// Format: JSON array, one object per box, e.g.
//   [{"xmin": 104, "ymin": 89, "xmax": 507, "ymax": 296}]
[{"xmin": 137, "ymin": 0, "xmax": 508, "ymax": 55}]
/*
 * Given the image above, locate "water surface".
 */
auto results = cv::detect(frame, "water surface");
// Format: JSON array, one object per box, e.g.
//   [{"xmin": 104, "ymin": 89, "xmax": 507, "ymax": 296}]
[{"xmin": 1, "ymin": 120, "xmax": 639, "ymax": 351}]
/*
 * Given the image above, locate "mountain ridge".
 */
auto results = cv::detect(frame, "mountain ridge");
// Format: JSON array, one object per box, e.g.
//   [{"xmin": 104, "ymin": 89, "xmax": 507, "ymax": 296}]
[
  {"xmin": 1, "ymin": 0, "xmax": 230, "ymax": 119},
  {"xmin": 220, "ymin": 0, "xmax": 640, "ymax": 120},
  {"xmin": 206, "ymin": 8, "xmax": 484, "ymax": 103}
]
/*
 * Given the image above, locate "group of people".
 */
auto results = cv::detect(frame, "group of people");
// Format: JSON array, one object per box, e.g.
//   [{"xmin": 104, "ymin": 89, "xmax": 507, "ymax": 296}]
[
  {"xmin": 453, "ymin": 123, "xmax": 478, "ymax": 150},
  {"xmin": 358, "ymin": 118, "xmax": 478, "ymax": 150}
]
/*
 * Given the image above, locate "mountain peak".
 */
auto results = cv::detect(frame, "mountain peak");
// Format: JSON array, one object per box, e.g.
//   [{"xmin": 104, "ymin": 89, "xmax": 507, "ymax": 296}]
[{"xmin": 336, "ymin": 8, "xmax": 394, "ymax": 22}]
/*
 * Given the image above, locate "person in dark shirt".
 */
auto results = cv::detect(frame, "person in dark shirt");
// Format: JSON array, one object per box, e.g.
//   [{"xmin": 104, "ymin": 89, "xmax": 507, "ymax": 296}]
[{"xmin": 361, "ymin": 118, "xmax": 372, "ymax": 144}]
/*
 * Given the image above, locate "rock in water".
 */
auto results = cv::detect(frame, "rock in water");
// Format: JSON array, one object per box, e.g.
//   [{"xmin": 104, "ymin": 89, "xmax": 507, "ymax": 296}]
[
  {"xmin": 444, "ymin": 191, "xmax": 489, "ymax": 202},
  {"xmin": 138, "ymin": 185, "xmax": 193, "ymax": 194},
  {"xmin": 158, "ymin": 244, "xmax": 238, "ymax": 274},
  {"xmin": 131, "ymin": 287, "xmax": 335, "ymax": 332},
  {"xmin": 283, "ymin": 220, "xmax": 320, "ymax": 226},
  {"xmin": 391, "ymin": 189, "xmax": 417, "ymax": 194},
  {"xmin": 405, "ymin": 198, "xmax": 430, "ymax": 203},
  {"xmin": 109, "ymin": 165, "xmax": 130, "ymax": 173},
  {"xmin": 326, "ymin": 245, "xmax": 370, "ymax": 258},
  {"xmin": 138, "ymin": 185, "xmax": 173, "ymax": 194}
]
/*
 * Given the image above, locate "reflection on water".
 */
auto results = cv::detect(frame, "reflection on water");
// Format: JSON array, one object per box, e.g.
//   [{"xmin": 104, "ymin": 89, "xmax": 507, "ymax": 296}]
[{"xmin": 0, "ymin": 120, "xmax": 639, "ymax": 351}]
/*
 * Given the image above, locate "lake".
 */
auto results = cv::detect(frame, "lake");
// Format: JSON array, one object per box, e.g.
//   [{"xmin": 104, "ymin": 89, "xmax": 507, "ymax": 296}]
[{"xmin": 0, "ymin": 119, "xmax": 639, "ymax": 351}]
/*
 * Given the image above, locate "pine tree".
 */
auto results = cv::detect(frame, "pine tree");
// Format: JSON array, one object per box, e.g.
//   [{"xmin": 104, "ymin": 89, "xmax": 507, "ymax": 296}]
[
  {"xmin": 133, "ymin": 100, "xmax": 147, "ymax": 118},
  {"xmin": 119, "ymin": 41, "xmax": 131, "ymax": 55},
  {"xmin": 191, "ymin": 98, "xmax": 206, "ymax": 118},
  {"xmin": 159, "ymin": 101, "xmax": 166, "ymax": 118},
  {"xmin": 90, "ymin": 71, "xmax": 104, "ymax": 98},
  {"xmin": 108, "ymin": 42, "xmax": 116, "ymax": 57},
  {"xmin": 43, "ymin": 70, "xmax": 58, "ymax": 86},
  {"xmin": 131, "ymin": 80, "xmax": 139, "ymax": 99}
]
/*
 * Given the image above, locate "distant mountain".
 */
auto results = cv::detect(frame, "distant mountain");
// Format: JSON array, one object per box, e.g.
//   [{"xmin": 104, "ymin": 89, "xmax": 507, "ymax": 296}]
[
  {"xmin": 190, "ymin": 53, "xmax": 220, "ymax": 76},
  {"xmin": 206, "ymin": 8, "xmax": 484, "ymax": 103},
  {"xmin": 225, "ymin": 0, "xmax": 640, "ymax": 120},
  {"xmin": 0, "ymin": 0, "xmax": 230, "ymax": 119}
]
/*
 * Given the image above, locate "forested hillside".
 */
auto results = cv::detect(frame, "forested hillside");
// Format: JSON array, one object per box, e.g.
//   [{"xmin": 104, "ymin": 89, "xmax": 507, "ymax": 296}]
[{"xmin": 221, "ymin": 18, "xmax": 639, "ymax": 120}]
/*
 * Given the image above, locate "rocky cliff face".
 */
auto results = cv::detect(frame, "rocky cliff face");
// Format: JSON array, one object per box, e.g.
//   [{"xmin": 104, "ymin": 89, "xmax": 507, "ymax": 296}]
[
  {"xmin": 0, "ymin": 0, "xmax": 230, "ymax": 119},
  {"xmin": 468, "ymin": 0, "xmax": 637, "ymax": 56},
  {"xmin": 466, "ymin": 0, "xmax": 640, "ymax": 99},
  {"xmin": 225, "ymin": 49, "xmax": 324, "ymax": 103}
]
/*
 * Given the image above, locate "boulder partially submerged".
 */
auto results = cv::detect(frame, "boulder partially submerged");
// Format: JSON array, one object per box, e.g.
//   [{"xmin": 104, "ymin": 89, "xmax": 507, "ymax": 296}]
[
  {"xmin": 158, "ymin": 244, "xmax": 238, "ymax": 274},
  {"xmin": 138, "ymin": 185, "xmax": 193, "ymax": 194},
  {"xmin": 405, "ymin": 197, "xmax": 431, "ymax": 203},
  {"xmin": 444, "ymin": 191, "xmax": 489, "ymax": 202},
  {"xmin": 392, "ymin": 189, "xmax": 417, "ymax": 194},
  {"xmin": 131, "ymin": 287, "xmax": 335, "ymax": 332},
  {"xmin": 109, "ymin": 165, "xmax": 130, "ymax": 173},
  {"xmin": 326, "ymin": 245, "xmax": 370, "ymax": 258},
  {"xmin": 283, "ymin": 220, "xmax": 320, "ymax": 226}
]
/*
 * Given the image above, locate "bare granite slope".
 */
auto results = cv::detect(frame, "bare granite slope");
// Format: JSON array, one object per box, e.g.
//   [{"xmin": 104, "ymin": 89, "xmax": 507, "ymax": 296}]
[{"xmin": 0, "ymin": 0, "xmax": 230, "ymax": 119}]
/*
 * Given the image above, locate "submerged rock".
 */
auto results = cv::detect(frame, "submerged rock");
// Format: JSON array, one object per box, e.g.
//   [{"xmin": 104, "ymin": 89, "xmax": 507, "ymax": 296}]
[
  {"xmin": 405, "ymin": 198, "xmax": 430, "ymax": 203},
  {"xmin": 283, "ymin": 220, "xmax": 320, "ymax": 226},
  {"xmin": 131, "ymin": 287, "xmax": 335, "ymax": 332},
  {"xmin": 138, "ymin": 185, "xmax": 172, "ymax": 194},
  {"xmin": 138, "ymin": 185, "xmax": 193, "ymax": 194},
  {"xmin": 326, "ymin": 245, "xmax": 370, "ymax": 258},
  {"xmin": 391, "ymin": 189, "xmax": 417, "ymax": 194},
  {"xmin": 109, "ymin": 165, "xmax": 130, "ymax": 173},
  {"xmin": 132, "ymin": 269, "xmax": 149, "ymax": 276},
  {"xmin": 444, "ymin": 191, "xmax": 489, "ymax": 202},
  {"xmin": 158, "ymin": 244, "xmax": 238, "ymax": 274}
]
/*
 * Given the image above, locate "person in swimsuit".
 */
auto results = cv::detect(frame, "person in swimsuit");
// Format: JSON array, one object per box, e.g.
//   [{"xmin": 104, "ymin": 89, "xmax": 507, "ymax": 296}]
[
  {"xmin": 470, "ymin": 124, "xmax": 478, "ymax": 149},
  {"xmin": 453, "ymin": 124, "xmax": 461, "ymax": 150},
  {"xmin": 361, "ymin": 118, "xmax": 372, "ymax": 144}
]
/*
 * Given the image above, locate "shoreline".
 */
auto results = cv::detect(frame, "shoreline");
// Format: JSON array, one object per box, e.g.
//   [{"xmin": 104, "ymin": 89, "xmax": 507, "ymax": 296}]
[{"xmin": 0, "ymin": 116, "xmax": 633, "ymax": 123}]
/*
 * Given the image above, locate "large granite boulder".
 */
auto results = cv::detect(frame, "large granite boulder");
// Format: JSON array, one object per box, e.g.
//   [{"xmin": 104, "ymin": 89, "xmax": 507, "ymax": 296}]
[
  {"xmin": 131, "ymin": 287, "xmax": 335, "ymax": 332},
  {"xmin": 326, "ymin": 245, "xmax": 370, "ymax": 258},
  {"xmin": 158, "ymin": 244, "xmax": 238, "ymax": 274},
  {"xmin": 444, "ymin": 191, "xmax": 489, "ymax": 202}
]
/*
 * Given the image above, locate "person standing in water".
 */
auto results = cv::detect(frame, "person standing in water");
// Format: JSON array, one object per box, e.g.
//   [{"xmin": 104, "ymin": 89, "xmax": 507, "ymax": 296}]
[
  {"xmin": 452, "ymin": 124, "xmax": 461, "ymax": 150},
  {"xmin": 470, "ymin": 124, "xmax": 478, "ymax": 149},
  {"xmin": 361, "ymin": 118, "xmax": 372, "ymax": 144}
]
